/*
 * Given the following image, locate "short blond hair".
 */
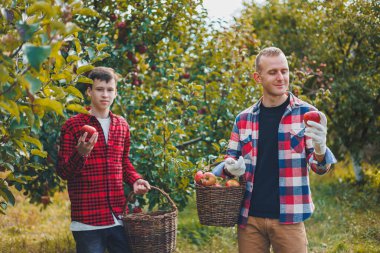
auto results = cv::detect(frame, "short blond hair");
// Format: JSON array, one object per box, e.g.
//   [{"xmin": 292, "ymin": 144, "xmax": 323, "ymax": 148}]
[{"xmin": 255, "ymin": 47, "xmax": 285, "ymax": 72}]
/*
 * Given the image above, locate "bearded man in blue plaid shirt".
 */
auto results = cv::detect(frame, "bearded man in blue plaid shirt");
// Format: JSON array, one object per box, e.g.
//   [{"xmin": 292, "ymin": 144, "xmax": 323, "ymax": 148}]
[{"xmin": 217, "ymin": 47, "xmax": 337, "ymax": 253}]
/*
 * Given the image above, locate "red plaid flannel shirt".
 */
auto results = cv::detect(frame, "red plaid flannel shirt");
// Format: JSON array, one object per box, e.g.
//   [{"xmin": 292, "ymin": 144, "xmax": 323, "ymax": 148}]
[{"xmin": 57, "ymin": 111, "xmax": 142, "ymax": 226}]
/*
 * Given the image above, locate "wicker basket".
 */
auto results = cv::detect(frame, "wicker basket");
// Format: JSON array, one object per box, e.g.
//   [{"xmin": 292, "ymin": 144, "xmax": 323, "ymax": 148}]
[
  {"xmin": 122, "ymin": 186, "xmax": 178, "ymax": 253},
  {"xmin": 195, "ymin": 178, "xmax": 245, "ymax": 227}
]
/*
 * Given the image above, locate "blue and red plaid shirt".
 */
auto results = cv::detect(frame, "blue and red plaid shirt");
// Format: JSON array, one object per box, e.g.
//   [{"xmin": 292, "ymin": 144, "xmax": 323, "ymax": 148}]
[
  {"xmin": 57, "ymin": 111, "xmax": 142, "ymax": 226},
  {"xmin": 226, "ymin": 93, "xmax": 337, "ymax": 227}
]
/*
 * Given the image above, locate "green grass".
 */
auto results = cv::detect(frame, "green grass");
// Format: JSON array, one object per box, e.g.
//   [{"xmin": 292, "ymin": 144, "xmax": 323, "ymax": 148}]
[{"xmin": 1, "ymin": 162, "xmax": 379, "ymax": 253}]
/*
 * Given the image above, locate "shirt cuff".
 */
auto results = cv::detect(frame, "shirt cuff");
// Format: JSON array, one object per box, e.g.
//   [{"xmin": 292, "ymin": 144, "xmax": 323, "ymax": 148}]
[
  {"xmin": 310, "ymin": 147, "xmax": 337, "ymax": 166},
  {"xmin": 69, "ymin": 150, "xmax": 88, "ymax": 170},
  {"xmin": 212, "ymin": 162, "xmax": 225, "ymax": 176}
]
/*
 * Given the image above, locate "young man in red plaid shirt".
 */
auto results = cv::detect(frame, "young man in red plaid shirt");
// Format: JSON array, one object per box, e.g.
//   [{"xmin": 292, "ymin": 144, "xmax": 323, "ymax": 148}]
[
  {"xmin": 57, "ymin": 67, "xmax": 150, "ymax": 253},
  {"xmin": 217, "ymin": 47, "xmax": 337, "ymax": 252}
]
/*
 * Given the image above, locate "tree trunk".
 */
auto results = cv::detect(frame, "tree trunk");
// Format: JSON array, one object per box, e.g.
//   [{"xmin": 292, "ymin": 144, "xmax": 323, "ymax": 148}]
[{"xmin": 351, "ymin": 154, "xmax": 364, "ymax": 182}]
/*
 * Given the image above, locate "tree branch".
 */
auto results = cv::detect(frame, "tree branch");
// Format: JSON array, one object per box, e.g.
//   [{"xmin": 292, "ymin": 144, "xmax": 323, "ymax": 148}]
[{"xmin": 175, "ymin": 136, "xmax": 203, "ymax": 150}]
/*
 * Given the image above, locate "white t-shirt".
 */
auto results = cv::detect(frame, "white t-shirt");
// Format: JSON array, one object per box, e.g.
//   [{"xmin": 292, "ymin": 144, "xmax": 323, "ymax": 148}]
[{"xmin": 70, "ymin": 116, "xmax": 123, "ymax": 231}]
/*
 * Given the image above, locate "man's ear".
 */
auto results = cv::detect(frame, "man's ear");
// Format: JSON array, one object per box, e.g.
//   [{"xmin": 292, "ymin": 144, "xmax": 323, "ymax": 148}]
[
  {"xmin": 253, "ymin": 72, "xmax": 261, "ymax": 83},
  {"xmin": 86, "ymin": 86, "xmax": 92, "ymax": 97}
]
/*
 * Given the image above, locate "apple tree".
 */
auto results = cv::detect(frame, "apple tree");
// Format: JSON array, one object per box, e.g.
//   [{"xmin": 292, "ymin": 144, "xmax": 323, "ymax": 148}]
[
  {"xmin": 0, "ymin": 0, "xmax": 108, "ymax": 213},
  {"xmin": 1, "ymin": 0, "xmax": 260, "ymax": 213}
]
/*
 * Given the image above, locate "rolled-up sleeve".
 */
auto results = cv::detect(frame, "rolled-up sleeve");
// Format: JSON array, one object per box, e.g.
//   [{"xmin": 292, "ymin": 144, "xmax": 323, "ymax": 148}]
[{"xmin": 309, "ymin": 147, "xmax": 337, "ymax": 175}]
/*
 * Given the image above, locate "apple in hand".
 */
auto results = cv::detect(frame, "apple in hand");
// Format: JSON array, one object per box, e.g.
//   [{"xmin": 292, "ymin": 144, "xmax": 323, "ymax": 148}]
[
  {"xmin": 225, "ymin": 179, "xmax": 240, "ymax": 187},
  {"xmin": 80, "ymin": 125, "xmax": 97, "ymax": 141},
  {"xmin": 194, "ymin": 171, "xmax": 204, "ymax": 185},
  {"xmin": 303, "ymin": 111, "xmax": 321, "ymax": 127},
  {"xmin": 201, "ymin": 172, "xmax": 216, "ymax": 186}
]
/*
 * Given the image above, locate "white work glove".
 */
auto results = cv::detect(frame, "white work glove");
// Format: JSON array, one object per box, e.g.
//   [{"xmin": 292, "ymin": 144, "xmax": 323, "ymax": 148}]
[
  {"xmin": 304, "ymin": 112, "xmax": 327, "ymax": 155},
  {"xmin": 225, "ymin": 156, "xmax": 246, "ymax": 177}
]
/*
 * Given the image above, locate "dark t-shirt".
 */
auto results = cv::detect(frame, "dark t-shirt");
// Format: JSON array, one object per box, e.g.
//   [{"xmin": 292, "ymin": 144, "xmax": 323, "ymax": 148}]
[{"xmin": 249, "ymin": 96, "xmax": 290, "ymax": 218}]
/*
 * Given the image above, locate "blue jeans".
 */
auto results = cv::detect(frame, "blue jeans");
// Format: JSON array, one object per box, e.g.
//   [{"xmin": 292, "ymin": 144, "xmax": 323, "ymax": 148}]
[{"xmin": 72, "ymin": 226, "xmax": 131, "ymax": 253}]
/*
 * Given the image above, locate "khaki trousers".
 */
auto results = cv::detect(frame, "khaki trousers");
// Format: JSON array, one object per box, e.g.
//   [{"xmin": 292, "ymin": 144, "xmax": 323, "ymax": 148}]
[{"xmin": 238, "ymin": 216, "xmax": 308, "ymax": 253}]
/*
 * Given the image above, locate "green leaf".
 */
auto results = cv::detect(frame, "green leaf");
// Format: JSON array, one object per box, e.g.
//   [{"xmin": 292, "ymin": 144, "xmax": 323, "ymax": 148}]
[
  {"xmin": 66, "ymin": 55, "xmax": 81, "ymax": 63},
  {"xmin": 65, "ymin": 86, "xmax": 84, "ymax": 99},
  {"xmin": 0, "ymin": 201, "xmax": 7, "ymax": 212},
  {"xmin": 34, "ymin": 98, "xmax": 64, "ymax": 116},
  {"xmin": 77, "ymin": 76, "xmax": 93, "ymax": 85},
  {"xmin": 0, "ymin": 187, "xmax": 15, "ymax": 206},
  {"xmin": 76, "ymin": 65, "xmax": 94, "ymax": 75},
  {"xmin": 23, "ymin": 44, "xmax": 51, "ymax": 71},
  {"xmin": 73, "ymin": 38, "xmax": 82, "ymax": 54},
  {"xmin": 96, "ymin": 43, "xmax": 108, "ymax": 51},
  {"xmin": 16, "ymin": 22, "xmax": 39, "ymax": 41},
  {"xmin": 0, "ymin": 100, "xmax": 20, "ymax": 122},
  {"xmin": 92, "ymin": 53, "xmax": 111, "ymax": 63},
  {"xmin": 0, "ymin": 163, "xmax": 14, "ymax": 172},
  {"xmin": 66, "ymin": 104, "xmax": 89, "ymax": 114},
  {"xmin": 193, "ymin": 85, "xmax": 203, "ymax": 91},
  {"xmin": 22, "ymin": 135, "xmax": 43, "ymax": 150},
  {"xmin": 13, "ymin": 139, "xmax": 28, "ymax": 156},
  {"xmin": 26, "ymin": 2, "xmax": 53, "ymax": 18},
  {"xmin": 65, "ymin": 22, "xmax": 83, "ymax": 36},
  {"xmin": 31, "ymin": 149, "xmax": 47, "ymax": 158},
  {"xmin": 72, "ymin": 8, "xmax": 100, "ymax": 17},
  {"xmin": 25, "ymin": 73, "xmax": 42, "ymax": 94},
  {"xmin": 212, "ymin": 143, "xmax": 220, "ymax": 152}
]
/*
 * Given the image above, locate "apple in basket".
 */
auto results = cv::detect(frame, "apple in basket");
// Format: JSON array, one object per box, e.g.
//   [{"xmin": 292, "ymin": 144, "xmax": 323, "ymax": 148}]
[
  {"xmin": 194, "ymin": 170, "xmax": 204, "ymax": 185},
  {"xmin": 225, "ymin": 179, "xmax": 240, "ymax": 187},
  {"xmin": 201, "ymin": 172, "xmax": 216, "ymax": 186},
  {"xmin": 133, "ymin": 207, "xmax": 143, "ymax": 213}
]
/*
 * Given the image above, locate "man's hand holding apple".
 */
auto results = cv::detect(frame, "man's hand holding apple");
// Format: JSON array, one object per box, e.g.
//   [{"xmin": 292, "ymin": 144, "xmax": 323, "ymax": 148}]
[
  {"xmin": 304, "ymin": 111, "xmax": 327, "ymax": 159},
  {"xmin": 77, "ymin": 131, "xmax": 98, "ymax": 157}
]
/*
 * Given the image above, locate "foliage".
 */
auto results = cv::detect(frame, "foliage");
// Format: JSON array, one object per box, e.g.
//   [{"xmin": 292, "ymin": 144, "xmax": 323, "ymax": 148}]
[
  {"xmin": 0, "ymin": 0, "xmax": 262, "ymax": 213},
  {"xmin": 2, "ymin": 0, "xmax": 378, "ymax": 215},
  {"xmin": 0, "ymin": 0, "xmax": 100, "ymax": 214}
]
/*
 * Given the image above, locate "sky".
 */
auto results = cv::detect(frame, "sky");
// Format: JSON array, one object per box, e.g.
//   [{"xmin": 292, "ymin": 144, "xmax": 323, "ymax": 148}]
[{"xmin": 202, "ymin": 0, "xmax": 246, "ymax": 23}]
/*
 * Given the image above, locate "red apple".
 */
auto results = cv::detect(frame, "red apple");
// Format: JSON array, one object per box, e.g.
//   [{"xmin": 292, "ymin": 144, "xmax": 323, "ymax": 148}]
[
  {"xmin": 197, "ymin": 106, "xmax": 207, "ymax": 115},
  {"xmin": 182, "ymin": 73, "xmax": 190, "ymax": 79},
  {"xmin": 132, "ymin": 79, "xmax": 140, "ymax": 86},
  {"xmin": 116, "ymin": 21, "xmax": 126, "ymax": 29},
  {"xmin": 41, "ymin": 195, "xmax": 50, "ymax": 206},
  {"xmin": 110, "ymin": 13, "xmax": 118, "ymax": 22},
  {"xmin": 225, "ymin": 179, "xmax": 240, "ymax": 187},
  {"xmin": 133, "ymin": 207, "xmax": 142, "ymax": 213},
  {"xmin": 201, "ymin": 172, "xmax": 216, "ymax": 186},
  {"xmin": 136, "ymin": 44, "xmax": 148, "ymax": 54},
  {"xmin": 303, "ymin": 111, "xmax": 321, "ymax": 127},
  {"xmin": 194, "ymin": 171, "xmax": 204, "ymax": 185},
  {"xmin": 127, "ymin": 51, "xmax": 139, "ymax": 64},
  {"xmin": 80, "ymin": 125, "xmax": 97, "ymax": 140}
]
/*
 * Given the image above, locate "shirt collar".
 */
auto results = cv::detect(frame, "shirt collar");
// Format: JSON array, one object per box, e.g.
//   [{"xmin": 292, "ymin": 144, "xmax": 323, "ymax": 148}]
[
  {"xmin": 82, "ymin": 107, "xmax": 117, "ymax": 125},
  {"xmin": 252, "ymin": 92, "xmax": 301, "ymax": 113}
]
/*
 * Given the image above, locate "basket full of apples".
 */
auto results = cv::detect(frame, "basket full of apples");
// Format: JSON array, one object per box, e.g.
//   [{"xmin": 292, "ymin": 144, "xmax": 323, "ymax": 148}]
[{"xmin": 194, "ymin": 169, "xmax": 246, "ymax": 227}]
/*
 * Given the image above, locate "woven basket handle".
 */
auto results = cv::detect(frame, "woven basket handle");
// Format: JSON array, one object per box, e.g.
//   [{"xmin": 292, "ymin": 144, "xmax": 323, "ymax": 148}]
[{"xmin": 124, "ymin": 186, "xmax": 178, "ymax": 215}]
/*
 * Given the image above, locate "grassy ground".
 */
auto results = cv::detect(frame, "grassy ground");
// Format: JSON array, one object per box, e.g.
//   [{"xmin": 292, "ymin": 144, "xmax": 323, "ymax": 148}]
[{"xmin": 1, "ymin": 162, "xmax": 379, "ymax": 253}]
